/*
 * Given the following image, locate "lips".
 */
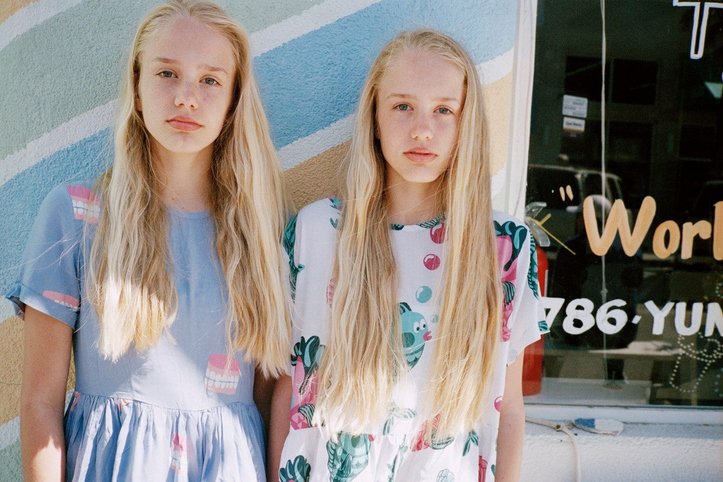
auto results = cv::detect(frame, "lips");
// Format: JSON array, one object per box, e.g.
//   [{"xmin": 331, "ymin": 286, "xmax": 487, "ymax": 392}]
[
  {"xmin": 167, "ymin": 116, "xmax": 202, "ymax": 131},
  {"xmin": 404, "ymin": 148, "xmax": 437, "ymax": 162}
]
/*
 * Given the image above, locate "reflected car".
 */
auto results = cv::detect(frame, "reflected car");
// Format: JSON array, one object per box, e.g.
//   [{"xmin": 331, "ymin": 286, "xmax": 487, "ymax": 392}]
[{"xmin": 526, "ymin": 163, "xmax": 625, "ymax": 247}]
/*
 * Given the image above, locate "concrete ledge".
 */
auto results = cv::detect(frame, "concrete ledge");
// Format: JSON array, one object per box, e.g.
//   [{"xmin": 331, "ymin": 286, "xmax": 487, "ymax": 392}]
[{"xmin": 521, "ymin": 421, "xmax": 723, "ymax": 481}]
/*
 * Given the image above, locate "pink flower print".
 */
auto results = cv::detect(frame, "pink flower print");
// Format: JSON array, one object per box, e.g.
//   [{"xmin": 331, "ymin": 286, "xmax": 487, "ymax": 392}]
[
  {"xmin": 289, "ymin": 358, "xmax": 318, "ymax": 430},
  {"xmin": 478, "ymin": 457, "xmax": 488, "ymax": 482},
  {"xmin": 204, "ymin": 354, "xmax": 241, "ymax": 395},
  {"xmin": 289, "ymin": 410, "xmax": 307, "ymax": 430},
  {"xmin": 326, "ymin": 278, "xmax": 336, "ymax": 306},
  {"xmin": 496, "ymin": 236, "xmax": 519, "ymax": 341},
  {"xmin": 497, "ymin": 237, "xmax": 517, "ymax": 278},
  {"xmin": 42, "ymin": 290, "xmax": 80, "ymax": 312},
  {"xmin": 496, "ymin": 237, "xmax": 519, "ymax": 285},
  {"xmin": 501, "ymin": 307, "xmax": 512, "ymax": 341},
  {"xmin": 411, "ymin": 428, "xmax": 430, "ymax": 452},
  {"xmin": 66, "ymin": 185, "xmax": 100, "ymax": 224},
  {"xmin": 410, "ymin": 417, "xmax": 454, "ymax": 452},
  {"xmin": 292, "ymin": 356, "xmax": 306, "ymax": 399}
]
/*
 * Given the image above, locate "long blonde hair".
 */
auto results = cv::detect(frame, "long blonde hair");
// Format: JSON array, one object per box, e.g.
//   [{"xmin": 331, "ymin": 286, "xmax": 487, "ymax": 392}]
[
  {"xmin": 87, "ymin": 0, "xmax": 290, "ymax": 377},
  {"xmin": 315, "ymin": 29, "xmax": 501, "ymax": 437}
]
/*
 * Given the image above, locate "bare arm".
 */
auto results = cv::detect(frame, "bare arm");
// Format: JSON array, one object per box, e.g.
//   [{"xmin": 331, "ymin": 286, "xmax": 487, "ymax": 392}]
[
  {"xmin": 20, "ymin": 306, "xmax": 73, "ymax": 482},
  {"xmin": 266, "ymin": 375, "xmax": 291, "ymax": 482},
  {"xmin": 253, "ymin": 369, "xmax": 275, "ymax": 435},
  {"xmin": 494, "ymin": 355, "xmax": 526, "ymax": 482}
]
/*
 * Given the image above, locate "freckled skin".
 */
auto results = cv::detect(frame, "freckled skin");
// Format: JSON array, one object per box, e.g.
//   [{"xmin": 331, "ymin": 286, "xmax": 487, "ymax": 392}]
[{"xmin": 135, "ymin": 16, "xmax": 236, "ymax": 162}]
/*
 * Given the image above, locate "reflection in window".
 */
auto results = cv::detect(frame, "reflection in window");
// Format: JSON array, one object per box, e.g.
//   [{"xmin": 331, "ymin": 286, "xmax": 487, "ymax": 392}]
[{"xmin": 526, "ymin": 0, "xmax": 722, "ymax": 408}]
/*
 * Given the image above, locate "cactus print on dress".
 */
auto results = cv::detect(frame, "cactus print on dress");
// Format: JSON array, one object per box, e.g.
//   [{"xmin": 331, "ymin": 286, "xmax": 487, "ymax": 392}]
[
  {"xmin": 327, "ymin": 433, "xmax": 373, "ymax": 482},
  {"xmin": 279, "ymin": 455, "xmax": 312, "ymax": 482},
  {"xmin": 284, "ymin": 213, "xmax": 305, "ymax": 301},
  {"xmin": 290, "ymin": 336, "xmax": 324, "ymax": 429},
  {"xmin": 277, "ymin": 199, "xmax": 546, "ymax": 481}
]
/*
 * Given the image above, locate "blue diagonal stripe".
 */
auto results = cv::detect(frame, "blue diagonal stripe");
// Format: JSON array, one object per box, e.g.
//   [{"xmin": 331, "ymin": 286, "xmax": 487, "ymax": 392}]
[{"xmin": 256, "ymin": 0, "xmax": 516, "ymax": 147}]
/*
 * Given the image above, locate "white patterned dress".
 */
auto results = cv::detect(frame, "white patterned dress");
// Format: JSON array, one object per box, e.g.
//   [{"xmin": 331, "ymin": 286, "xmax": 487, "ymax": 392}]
[{"xmin": 277, "ymin": 198, "xmax": 547, "ymax": 482}]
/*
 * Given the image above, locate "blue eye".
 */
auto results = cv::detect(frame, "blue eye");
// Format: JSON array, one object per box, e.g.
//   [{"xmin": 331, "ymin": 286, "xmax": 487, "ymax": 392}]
[
  {"xmin": 394, "ymin": 103, "xmax": 411, "ymax": 112},
  {"xmin": 436, "ymin": 106, "xmax": 453, "ymax": 115},
  {"xmin": 203, "ymin": 77, "xmax": 219, "ymax": 86},
  {"xmin": 158, "ymin": 70, "xmax": 175, "ymax": 78}
]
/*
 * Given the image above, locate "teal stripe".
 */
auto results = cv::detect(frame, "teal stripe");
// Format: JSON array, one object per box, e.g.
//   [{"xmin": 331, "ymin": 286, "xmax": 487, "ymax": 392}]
[
  {"xmin": 0, "ymin": 440, "xmax": 20, "ymax": 482},
  {"xmin": 0, "ymin": 0, "xmax": 327, "ymax": 160}
]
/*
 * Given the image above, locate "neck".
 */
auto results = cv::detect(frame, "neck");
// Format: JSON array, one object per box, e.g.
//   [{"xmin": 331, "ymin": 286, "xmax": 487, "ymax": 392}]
[
  {"xmin": 155, "ymin": 146, "xmax": 213, "ymax": 212},
  {"xmin": 386, "ymin": 177, "xmax": 442, "ymax": 225}
]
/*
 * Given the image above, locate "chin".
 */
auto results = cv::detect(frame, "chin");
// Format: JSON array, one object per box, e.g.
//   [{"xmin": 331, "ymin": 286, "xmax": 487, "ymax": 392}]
[{"xmin": 403, "ymin": 172, "xmax": 446, "ymax": 185}]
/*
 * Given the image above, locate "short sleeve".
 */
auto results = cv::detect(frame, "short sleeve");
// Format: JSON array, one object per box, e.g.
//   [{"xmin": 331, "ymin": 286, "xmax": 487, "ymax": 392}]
[
  {"xmin": 282, "ymin": 212, "xmax": 302, "ymax": 376},
  {"xmin": 5, "ymin": 184, "xmax": 88, "ymax": 329},
  {"xmin": 496, "ymin": 218, "xmax": 548, "ymax": 364}
]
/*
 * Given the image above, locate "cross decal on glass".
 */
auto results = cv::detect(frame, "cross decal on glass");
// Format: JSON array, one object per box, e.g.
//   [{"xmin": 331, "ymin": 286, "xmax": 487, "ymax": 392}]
[{"xmin": 673, "ymin": 0, "xmax": 723, "ymax": 59}]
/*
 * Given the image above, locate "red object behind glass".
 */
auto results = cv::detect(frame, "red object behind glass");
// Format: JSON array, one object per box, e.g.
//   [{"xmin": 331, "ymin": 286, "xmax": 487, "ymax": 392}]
[{"xmin": 522, "ymin": 244, "xmax": 547, "ymax": 395}]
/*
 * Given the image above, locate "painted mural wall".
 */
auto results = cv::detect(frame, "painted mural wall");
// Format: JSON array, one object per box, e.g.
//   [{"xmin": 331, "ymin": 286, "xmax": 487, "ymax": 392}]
[{"xmin": 0, "ymin": 0, "xmax": 522, "ymax": 478}]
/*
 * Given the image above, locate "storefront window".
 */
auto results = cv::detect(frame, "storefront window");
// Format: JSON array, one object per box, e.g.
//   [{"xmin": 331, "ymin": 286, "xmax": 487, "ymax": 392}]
[{"xmin": 525, "ymin": 0, "xmax": 722, "ymax": 407}]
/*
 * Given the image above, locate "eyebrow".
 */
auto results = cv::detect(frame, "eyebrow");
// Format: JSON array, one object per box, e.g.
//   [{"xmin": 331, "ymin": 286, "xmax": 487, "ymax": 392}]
[
  {"xmin": 151, "ymin": 57, "xmax": 229, "ymax": 74},
  {"xmin": 385, "ymin": 93, "xmax": 461, "ymax": 103}
]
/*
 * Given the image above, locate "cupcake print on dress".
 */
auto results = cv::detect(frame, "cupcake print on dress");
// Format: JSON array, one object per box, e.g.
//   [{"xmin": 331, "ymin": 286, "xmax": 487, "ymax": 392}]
[{"xmin": 205, "ymin": 354, "xmax": 241, "ymax": 395}]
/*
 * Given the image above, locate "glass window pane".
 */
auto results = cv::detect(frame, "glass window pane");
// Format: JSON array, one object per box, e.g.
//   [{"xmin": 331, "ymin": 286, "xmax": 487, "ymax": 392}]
[{"xmin": 525, "ymin": 0, "xmax": 722, "ymax": 408}]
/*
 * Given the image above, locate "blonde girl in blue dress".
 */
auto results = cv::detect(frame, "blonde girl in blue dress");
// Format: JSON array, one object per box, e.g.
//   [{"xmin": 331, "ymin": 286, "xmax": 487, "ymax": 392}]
[
  {"xmin": 9, "ymin": 1, "xmax": 289, "ymax": 480},
  {"xmin": 269, "ymin": 30, "xmax": 546, "ymax": 481}
]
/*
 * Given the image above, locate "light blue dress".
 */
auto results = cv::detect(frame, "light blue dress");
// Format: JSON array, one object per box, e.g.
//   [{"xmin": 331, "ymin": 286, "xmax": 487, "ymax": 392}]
[{"xmin": 6, "ymin": 182, "xmax": 266, "ymax": 481}]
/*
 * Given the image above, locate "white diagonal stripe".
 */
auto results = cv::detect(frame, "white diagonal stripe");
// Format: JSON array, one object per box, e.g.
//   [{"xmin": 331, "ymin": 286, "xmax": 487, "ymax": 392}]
[
  {"xmin": 477, "ymin": 48, "xmax": 514, "ymax": 85},
  {"xmin": 250, "ymin": 0, "xmax": 383, "ymax": 56},
  {"xmin": 0, "ymin": 100, "xmax": 116, "ymax": 187},
  {"xmin": 0, "ymin": 0, "xmax": 84, "ymax": 52},
  {"xmin": 0, "ymin": 417, "xmax": 18, "ymax": 451},
  {"xmin": 278, "ymin": 114, "xmax": 354, "ymax": 170},
  {"xmin": 491, "ymin": 166, "xmax": 506, "ymax": 199}
]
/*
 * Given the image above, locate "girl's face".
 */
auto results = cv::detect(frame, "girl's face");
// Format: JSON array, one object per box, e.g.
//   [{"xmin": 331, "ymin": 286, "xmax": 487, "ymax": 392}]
[
  {"xmin": 376, "ymin": 49, "xmax": 464, "ymax": 188},
  {"xmin": 136, "ymin": 16, "xmax": 236, "ymax": 163}
]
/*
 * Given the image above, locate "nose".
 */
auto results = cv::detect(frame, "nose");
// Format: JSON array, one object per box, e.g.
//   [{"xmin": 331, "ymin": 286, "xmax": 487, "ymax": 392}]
[
  {"xmin": 175, "ymin": 82, "xmax": 198, "ymax": 110},
  {"xmin": 411, "ymin": 113, "xmax": 432, "ymax": 141}
]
